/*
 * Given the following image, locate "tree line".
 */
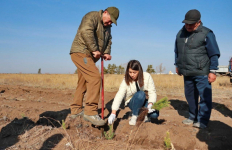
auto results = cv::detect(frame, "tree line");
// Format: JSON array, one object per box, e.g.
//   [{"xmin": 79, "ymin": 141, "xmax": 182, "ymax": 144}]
[{"xmin": 74, "ymin": 63, "xmax": 166, "ymax": 74}]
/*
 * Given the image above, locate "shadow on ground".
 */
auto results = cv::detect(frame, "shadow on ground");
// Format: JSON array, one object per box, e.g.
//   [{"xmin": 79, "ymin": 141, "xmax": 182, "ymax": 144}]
[
  {"xmin": 0, "ymin": 117, "xmax": 35, "ymax": 149},
  {"xmin": 169, "ymin": 99, "xmax": 189, "ymax": 118},
  {"xmin": 170, "ymin": 99, "xmax": 232, "ymax": 119},
  {"xmin": 197, "ymin": 120, "xmax": 232, "ymax": 150},
  {"xmin": 39, "ymin": 134, "xmax": 64, "ymax": 150},
  {"xmin": 170, "ymin": 99, "xmax": 232, "ymax": 149},
  {"xmin": 0, "ymin": 109, "xmax": 70, "ymax": 149},
  {"xmin": 212, "ymin": 102, "xmax": 232, "ymax": 119},
  {"xmin": 36, "ymin": 109, "xmax": 70, "ymax": 127},
  {"xmin": 105, "ymin": 98, "xmax": 125, "ymax": 116}
]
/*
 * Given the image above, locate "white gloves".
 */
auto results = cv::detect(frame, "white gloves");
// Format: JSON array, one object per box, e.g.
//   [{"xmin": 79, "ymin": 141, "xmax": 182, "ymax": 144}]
[
  {"xmin": 147, "ymin": 103, "xmax": 155, "ymax": 114},
  {"xmin": 108, "ymin": 113, "xmax": 116, "ymax": 124}
]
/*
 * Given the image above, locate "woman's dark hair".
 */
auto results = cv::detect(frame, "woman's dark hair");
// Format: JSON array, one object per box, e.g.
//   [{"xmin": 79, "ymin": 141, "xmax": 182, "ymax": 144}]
[{"xmin": 125, "ymin": 60, "xmax": 144, "ymax": 87}]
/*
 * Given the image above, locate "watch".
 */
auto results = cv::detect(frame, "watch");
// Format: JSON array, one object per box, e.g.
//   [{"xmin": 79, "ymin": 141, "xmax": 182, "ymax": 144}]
[{"xmin": 209, "ymin": 70, "xmax": 216, "ymax": 75}]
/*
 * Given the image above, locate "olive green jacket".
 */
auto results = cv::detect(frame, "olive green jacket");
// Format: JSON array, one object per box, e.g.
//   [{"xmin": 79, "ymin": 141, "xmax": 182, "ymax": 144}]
[{"xmin": 70, "ymin": 10, "xmax": 112, "ymax": 62}]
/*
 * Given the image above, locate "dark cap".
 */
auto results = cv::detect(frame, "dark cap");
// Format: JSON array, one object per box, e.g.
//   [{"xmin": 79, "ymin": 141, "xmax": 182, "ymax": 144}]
[
  {"xmin": 106, "ymin": 7, "xmax": 119, "ymax": 25},
  {"xmin": 182, "ymin": 9, "xmax": 201, "ymax": 24}
]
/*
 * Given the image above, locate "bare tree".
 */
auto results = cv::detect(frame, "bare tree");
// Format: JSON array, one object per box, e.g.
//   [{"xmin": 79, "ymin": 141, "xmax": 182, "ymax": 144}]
[{"xmin": 156, "ymin": 63, "xmax": 166, "ymax": 74}]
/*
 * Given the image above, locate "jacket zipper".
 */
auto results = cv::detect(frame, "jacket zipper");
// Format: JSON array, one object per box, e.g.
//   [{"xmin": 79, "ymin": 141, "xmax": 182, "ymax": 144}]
[{"xmin": 182, "ymin": 34, "xmax": 188, "ymax": 75}]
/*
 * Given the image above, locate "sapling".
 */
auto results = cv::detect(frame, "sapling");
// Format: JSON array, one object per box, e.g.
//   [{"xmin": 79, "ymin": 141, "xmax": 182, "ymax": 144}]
[
  {"xmin": 137, "ymin": 97, "xmax": 170, "ymax": 126},
  {"xmin": 152, "ymin": 97, "xmax": 170, "ymax": 111},
  {"xmin": 104, "ymin": 124, "xmax": 114, "ymax": 140},
  {"xmin": 164, "ymin": 131, "xmax": 171, "ymax": 149},
  {"xmin": 21, "ymin": 113, "xmax": 26, "ymax": 118},
  {"xmin": 62, "ymin": 120, "xmax": 66, "ymax": 130}
]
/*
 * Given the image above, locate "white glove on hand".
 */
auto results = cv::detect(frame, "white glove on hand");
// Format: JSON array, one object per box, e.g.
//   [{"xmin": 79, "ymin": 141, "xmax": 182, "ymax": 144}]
[
  {"xmin": 108, "ymin": 114, "xmax": 116, "ymax": 124},
  {"xmin": 147, "ymin": 103, "xmax": 155, "ymax": 114}
]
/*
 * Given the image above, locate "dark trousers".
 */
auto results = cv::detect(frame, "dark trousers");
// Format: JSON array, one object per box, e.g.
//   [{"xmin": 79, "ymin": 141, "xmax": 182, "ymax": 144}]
[
  {"xmin": 184, "ymin": 75, "xmax": 212, "ymax": 126},
  {"xmin": 127, "ymin": 91, "xmax": 159, "ymax": 119}
]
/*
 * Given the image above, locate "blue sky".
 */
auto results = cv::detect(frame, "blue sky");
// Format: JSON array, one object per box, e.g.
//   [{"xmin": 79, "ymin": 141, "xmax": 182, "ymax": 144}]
[{"xmin": 0, "ymin": 0, "xmax": 231, "ymax": 74}]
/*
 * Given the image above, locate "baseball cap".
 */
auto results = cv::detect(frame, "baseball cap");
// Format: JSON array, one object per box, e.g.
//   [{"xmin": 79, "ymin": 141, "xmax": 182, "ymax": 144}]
[
  {"xmin": 182, "ymin": 9, "xmax": 201, "ymax": 24},
  {"xmin": 106, "ymin": 7, "xmax": 119, "ymax": 25}
]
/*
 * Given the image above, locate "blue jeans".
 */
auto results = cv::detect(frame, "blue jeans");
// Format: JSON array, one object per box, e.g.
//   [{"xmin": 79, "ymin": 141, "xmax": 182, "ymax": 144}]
[
  {"xmin": 184, "ymin": 75, "xmax": 212, "ymax": 126},
  {"xmin": 127, "ymin": 91, "xmax": 159, "ymax": 119}
]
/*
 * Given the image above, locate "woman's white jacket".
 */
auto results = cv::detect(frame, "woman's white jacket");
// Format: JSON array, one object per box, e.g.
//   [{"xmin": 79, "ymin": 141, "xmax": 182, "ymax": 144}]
[{"xmin": 112, "ymin": 72, "xmax": 157, "ymax": 111}]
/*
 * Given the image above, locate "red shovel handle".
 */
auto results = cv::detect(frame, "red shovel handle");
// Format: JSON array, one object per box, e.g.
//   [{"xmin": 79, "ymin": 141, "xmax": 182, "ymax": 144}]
[{"xmin": 101, "ymin": 56, "xmax": 104, "ymax": 119}]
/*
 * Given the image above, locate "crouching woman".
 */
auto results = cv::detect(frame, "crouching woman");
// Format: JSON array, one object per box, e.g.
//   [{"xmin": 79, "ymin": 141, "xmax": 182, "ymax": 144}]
[{"xmin": 108, "ymin": 60, "xmax": 159, "ymax": 125}]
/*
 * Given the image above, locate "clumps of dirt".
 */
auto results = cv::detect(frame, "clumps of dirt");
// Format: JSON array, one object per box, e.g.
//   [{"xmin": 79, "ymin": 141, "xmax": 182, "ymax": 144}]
[
  {"xmin": 21, "ymin": 125, "xmax": 53, "ymax": 141},
  {"xmin": 65, "ymin": 114, "xmax": 104, "ymax": 139},
  {"xmin": 17, "ymin": 125, "xmax": 63, "ymax": 149},
  {"xmin": 5, "ymin": 125, "xmax": 66, "ymax": 149},
  {"xmin": 0, "ymin": 87, "xmax": 9, "ymax": 95}
]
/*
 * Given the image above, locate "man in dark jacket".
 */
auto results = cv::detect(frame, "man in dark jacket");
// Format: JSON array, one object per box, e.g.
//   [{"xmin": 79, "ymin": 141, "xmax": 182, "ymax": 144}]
[
  {"xmin": 174, "ymin": 9, "xmax": 220, "ymax": 128},
  {"xmin": 70, "ymin": 7, "xmax": 119, "ymax": 126}
]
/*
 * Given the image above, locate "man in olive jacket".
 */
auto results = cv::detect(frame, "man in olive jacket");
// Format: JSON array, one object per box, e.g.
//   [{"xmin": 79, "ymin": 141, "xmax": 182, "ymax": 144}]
[
  {"xmin": 174, "ymin": 9, "xmax": 220, "ymax": 129},
  {"xmin": 70, "ymin": 7, "xmax": 119, "ymax": 126}
]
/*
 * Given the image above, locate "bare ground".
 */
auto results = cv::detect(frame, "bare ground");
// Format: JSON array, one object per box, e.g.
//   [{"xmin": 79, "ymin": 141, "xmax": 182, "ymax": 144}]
[{"xmin": 0, "ymin": 84, "xmax": 232, "ymax": 150}]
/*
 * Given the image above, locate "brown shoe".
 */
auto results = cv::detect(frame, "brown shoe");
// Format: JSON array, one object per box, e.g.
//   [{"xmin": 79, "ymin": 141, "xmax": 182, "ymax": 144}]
[{"xmin": 83, "ymin": 114, "xmax": 105, "ymax": 126}]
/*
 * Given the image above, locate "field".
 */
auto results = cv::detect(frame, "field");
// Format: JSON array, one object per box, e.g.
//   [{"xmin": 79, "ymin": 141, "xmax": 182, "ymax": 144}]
[{"xmin": 0, "ymin": 74, "xmax": 232, "ymax": 149}]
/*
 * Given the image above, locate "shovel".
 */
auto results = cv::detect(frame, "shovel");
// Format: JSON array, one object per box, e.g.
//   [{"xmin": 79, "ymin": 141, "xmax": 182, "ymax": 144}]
[{"xmin": 101, "ymin": 55, "xmax": 104, "ymax": 119}]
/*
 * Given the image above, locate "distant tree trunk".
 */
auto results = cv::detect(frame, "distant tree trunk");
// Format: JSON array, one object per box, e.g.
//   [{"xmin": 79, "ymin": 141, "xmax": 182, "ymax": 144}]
[{"xmin": 156, "ymin": 63, "xmax": 166, "ymax": 74}]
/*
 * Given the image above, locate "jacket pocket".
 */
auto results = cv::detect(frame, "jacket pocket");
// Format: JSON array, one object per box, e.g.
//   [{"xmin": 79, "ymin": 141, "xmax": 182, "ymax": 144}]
[
  {"xmin": 199, "ymin": 57, "xmax": 210, "ymax": 70},
  {"xmin": 196, "ymin": 56, "xmax": 209, "ymax": 70}
]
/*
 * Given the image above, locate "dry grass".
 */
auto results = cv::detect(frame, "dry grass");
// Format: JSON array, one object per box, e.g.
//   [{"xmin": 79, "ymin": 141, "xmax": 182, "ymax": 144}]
[
  {"xmin": 0, "ymin": 74, "xmax": 77, "ymax": 89},
  {"xmin": 0, "ymin": 74, "xmax": 231, "ymax": 97}
]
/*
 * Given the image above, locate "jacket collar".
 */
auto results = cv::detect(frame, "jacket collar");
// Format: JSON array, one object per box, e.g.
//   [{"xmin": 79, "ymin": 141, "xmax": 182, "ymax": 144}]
[
  {"xmin": 99, "ymin": 10, "xmax": 112, "ymax": 28},
  {"xmin": 99, "ymin": 10, "xmax": 103, "ymax": 18},
  {"xmin": 193, "ymin": 22, "xmax": 203, "ymax": 33},
  {"xmin": 182, "ymin": 22, "xmax": 203, "ymax": 33},
  {"xmin": 99, "ymin": 10, "xmax": 103, "ymax": 25}
]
